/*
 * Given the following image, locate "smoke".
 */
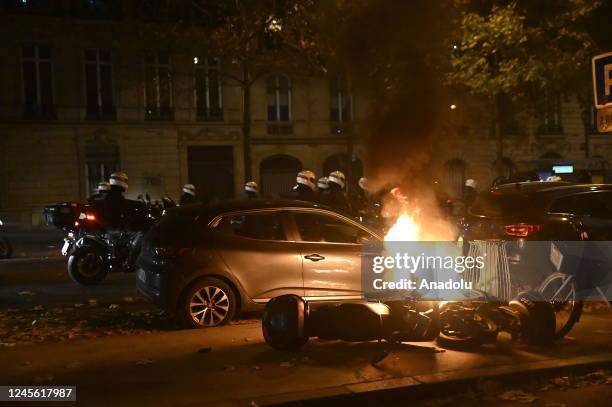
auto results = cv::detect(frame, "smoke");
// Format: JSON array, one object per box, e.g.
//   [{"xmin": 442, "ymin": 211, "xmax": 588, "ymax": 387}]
[
  {"xmin": 336, "ymin": 0, "xmax": 452, "ymax": 193},
  {"xmin": 333, "ymin": 1, "xmax": 455, "ymax": 237}
]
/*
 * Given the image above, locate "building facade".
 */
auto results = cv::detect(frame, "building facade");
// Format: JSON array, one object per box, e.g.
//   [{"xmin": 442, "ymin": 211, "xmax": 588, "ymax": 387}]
[
  {"xmin": 1, "ymin": 1, "xmax": 610, "ymax": 226},
  {"xmin": 0, "ymin": 1, "xmax": 368, "ymax": 225}
]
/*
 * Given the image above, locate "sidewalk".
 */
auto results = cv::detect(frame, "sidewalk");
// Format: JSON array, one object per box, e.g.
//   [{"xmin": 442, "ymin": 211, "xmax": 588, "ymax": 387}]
[{"xmin": 0, "ymin": 313, "xmax": 610, "ymax": 406}]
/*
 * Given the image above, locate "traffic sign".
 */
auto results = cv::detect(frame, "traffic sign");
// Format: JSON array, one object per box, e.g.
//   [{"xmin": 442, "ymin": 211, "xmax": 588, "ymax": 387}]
[{"xmin": 592, "ymin": 52, "xmax": 612, "ymax": 109}]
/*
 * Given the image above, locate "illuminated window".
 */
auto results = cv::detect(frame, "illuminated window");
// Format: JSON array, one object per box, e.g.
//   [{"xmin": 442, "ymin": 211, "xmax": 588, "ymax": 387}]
[
  {"xmin": 538, "ymin": 90, "xmax": 563, "ymax": 135},
  {"xmin": 195, "ymin": 57, "xmax": 223, "ymax": 121},
  {"xmin": 145, "ymin": 52, "xmax": 174, "ymax": 120},
  {"xmin": 84, "ymin": 48, "xmax": 115, "ymax": 120},
  {"xmin": 267, "ymin": 74, "xmax": 291, "ymax": 122},
  {"xmin": 22, "ymin": 45, "xmax": 55, "ymax": 119},
  {"xmin": 330, "ymin": 76, "xmax": 352, "ymax": 123}
]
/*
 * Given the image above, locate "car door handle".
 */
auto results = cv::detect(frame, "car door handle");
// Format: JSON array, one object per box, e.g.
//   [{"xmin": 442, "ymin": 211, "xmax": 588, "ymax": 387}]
[{"xmin": 304, "ymin": 254, "xmax": 325, "ymax": 262}]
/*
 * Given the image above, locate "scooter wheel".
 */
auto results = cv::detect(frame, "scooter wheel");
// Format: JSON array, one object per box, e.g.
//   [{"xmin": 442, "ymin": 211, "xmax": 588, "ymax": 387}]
[
  {"xmin": 262, "ymin": 295, "xmax": 309, "ymax": 351},
  {"xmin": 67, "ymin": 249, "xmax": 108, "ymax": 285}
]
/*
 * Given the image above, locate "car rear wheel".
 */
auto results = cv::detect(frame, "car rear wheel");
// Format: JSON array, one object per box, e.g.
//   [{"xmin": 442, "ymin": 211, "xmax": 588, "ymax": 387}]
[{"xmin": 180, "ymin": 278, "xmax": 237, "ymax": 328}]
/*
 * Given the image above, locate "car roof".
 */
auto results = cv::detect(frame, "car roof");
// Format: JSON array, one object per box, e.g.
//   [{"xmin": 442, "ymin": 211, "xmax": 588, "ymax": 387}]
[
  {"xmin": 491, "ymin": 181, "xmax": 574, "ymax": 194},
  {"xmin": 180, "ymin": 198, "xmax": 342, "ymax": 217}
]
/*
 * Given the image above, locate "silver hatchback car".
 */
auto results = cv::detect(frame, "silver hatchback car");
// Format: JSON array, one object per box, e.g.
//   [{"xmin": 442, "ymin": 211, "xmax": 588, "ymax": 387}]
[{"xmin": 136, "ymin": 199, "xmax": 383, "ymax": 328}]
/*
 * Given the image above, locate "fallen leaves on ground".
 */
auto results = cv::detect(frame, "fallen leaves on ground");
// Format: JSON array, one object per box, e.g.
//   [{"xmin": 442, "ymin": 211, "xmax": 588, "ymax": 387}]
[
  {"xmin": 499, "ymin": 389, "xmax": 537, "ymax": 403},
  {"xmin": 0, "ymin": 306, "xmax": 171, "ymax": 346},
  {"xmin": 582, "ymin": 301, "xmax": 611, "ymax": 313}
]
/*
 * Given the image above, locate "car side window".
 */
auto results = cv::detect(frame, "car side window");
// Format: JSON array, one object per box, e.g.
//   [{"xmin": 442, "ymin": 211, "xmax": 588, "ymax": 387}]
[
  {"xmin": 550, "ymin": 192, "xmax": 612, "ymax": 218},
  {"xmin": 294, "ymin": 212, "xmax": 373, "ymax": 244},
  {"xmin": 215, "ymin": 212, "xmax": 286, "ymax": 240}
]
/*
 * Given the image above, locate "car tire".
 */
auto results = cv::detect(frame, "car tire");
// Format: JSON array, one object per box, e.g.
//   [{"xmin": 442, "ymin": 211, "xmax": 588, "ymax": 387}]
[
  {"xmin": 180, "ymin": 277, "xmax": 237, "ymax": 328},
  {"xmin": 67, "ymin": 248, "xmax": 108, "ymax": 285}
]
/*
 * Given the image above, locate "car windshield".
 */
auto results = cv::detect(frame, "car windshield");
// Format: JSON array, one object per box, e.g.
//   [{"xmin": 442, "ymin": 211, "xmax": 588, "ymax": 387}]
[{"xmin": 469, "ymin": 192, "xmax": 532, "ymax": 218}]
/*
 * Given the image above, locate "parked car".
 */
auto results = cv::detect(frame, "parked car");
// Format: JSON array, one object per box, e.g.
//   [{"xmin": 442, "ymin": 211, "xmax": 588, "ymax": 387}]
[
  {"xmin": 136, "ymin": 199, "xmax": 383, "ymax": 328},
  {"xmin": 463, "ymin": 182, "xmax": 612, "ymax": 338}
]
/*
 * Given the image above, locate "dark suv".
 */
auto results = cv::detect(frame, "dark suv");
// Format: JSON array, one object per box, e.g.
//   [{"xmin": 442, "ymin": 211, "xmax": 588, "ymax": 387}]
[
  {"xmin": 136, "ymin": 199, "xmax": 382, "ymax": 328},
  {"xmin": 465, "ymin": 182, "xmax": 612, "ymax": 242}
]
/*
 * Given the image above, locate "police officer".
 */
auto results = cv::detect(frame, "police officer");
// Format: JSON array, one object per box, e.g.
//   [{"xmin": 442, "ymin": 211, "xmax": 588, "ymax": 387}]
[
  {"xmin": 463, "ymin": 179, "xmax": 477, "ymax": 208},
  {"xmin": 316, "ymin": 176, "xmax": 330, "ymax": 203},
  {"xmin": 179, "ymin": 184, "xmax": 197, "ymax": 205},
  {"xmin": 87, "ymin": 181, "xmax": 110, "ymax": 204},
  {"xmin": 291, "ymin": 170, "xmax": 316, "ymax": 201},
  {"xmin": 325, "ymin": 170, "xmax": 350, "ymax": 213},
  {"xmin": 244, "ymin": 181, "xmax": 259, "ymax": 199}
]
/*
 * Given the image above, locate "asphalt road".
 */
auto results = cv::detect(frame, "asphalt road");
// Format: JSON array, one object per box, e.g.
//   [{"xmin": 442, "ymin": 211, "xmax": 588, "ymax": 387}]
[{"xmin": 0, "ymin": 232, "xmax": 610, "ymax": 406}]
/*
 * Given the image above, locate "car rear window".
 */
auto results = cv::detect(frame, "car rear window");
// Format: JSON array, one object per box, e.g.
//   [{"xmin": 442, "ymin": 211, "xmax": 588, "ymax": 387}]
[
  {"xmin": 215, "ymin": 212, "xmax": 286, "ymax": 241},
  {"xmin": 148, "ymin": 206, "xmax": 203, "ymax": 244},
  {"xmin": 469, "ymin": 192, "xmax": 532, "ymax": 218}
]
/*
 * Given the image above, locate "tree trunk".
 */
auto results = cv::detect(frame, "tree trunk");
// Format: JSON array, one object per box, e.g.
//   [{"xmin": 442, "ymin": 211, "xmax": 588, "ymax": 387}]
[
  {"xmin": 242, "ymin": 64, "xmax": 252, "ymax": 181},
  {"xmin": 493, "ymin": 94, "xmax": 504, "ymax": 177}
]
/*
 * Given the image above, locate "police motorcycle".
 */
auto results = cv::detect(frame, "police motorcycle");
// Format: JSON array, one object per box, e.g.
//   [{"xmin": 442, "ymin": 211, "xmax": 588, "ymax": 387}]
[
  {"xmin": 44, "ymin": 198, "xmax": 170, "ymax": 285},
  {"xmin": 0, "ymin": 218, "xmax": 12, "ymax": 259}
]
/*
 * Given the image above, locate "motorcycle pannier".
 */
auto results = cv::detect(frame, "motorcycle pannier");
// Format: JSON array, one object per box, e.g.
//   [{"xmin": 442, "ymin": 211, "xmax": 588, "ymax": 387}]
[{"xmin": 43, "ymin": 202, "xmax": 84, "ymax": 229}]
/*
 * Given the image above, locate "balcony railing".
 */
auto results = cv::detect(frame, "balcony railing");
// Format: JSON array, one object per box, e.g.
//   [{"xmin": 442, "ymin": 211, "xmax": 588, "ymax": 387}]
[
  {"xmin": 145, "ymin": 106, "xmax": 175, "ymax": 121},
  {"xmin": 267, "ymin": 123, "xmax": 293, "ymax": 135},
  {"xmin": 86, "ymin": 105, "xmax": 116, "ymax": 121}
]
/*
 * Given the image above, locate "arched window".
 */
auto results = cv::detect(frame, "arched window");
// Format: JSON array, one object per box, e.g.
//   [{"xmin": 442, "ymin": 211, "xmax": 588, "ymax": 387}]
[
  {"xmin": 267, "ymin": 74, "xmax": 291, "ymax": 122},
  {"xmin": 259, "ymin": 154, "xmax": 302, "ymax": 197}
]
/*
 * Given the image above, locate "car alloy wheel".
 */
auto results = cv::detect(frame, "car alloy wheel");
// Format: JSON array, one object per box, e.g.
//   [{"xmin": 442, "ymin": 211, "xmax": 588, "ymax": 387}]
[{"xmin": 189, "ymin": 285, "xmax": 231, "ymax": 327}]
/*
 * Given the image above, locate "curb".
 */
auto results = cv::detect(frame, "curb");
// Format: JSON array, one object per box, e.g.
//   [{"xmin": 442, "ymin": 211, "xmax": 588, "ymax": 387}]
[
  {"xmin": 245, "ymin": 352, "xmax": 612, "ymax": 406},
  {"xmin": 0, "ymin": 256, "xmax": 64, "ymax": 265}
]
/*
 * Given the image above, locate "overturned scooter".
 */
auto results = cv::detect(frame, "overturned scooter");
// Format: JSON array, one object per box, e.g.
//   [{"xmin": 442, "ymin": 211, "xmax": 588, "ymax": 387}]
[
  {"xmin": 262, "ymin": 291, "xmax": 557, "ymax": 351},
  {"xmin": 262, "ymin": 295, "xmax": 439, "ymax": 351},
  {"xmin": 437, "ymin": 291, "xmax": 557, "ymax": 349}
]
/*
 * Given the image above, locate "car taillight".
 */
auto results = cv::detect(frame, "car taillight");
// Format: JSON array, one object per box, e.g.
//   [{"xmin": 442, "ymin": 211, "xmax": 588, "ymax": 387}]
[{"xmin": 504, "ymin": 223, "xmax": 542, "ymax": 237}]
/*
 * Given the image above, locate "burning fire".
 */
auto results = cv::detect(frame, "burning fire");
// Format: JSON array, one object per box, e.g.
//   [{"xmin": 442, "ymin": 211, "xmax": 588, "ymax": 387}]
[
  {"xmin": 385, "ymin": 213, "xmax": 421, "ymax": 241},
  {"xmin": 382, "ymin": 187, "xmax": 456, "ymax": 242}
]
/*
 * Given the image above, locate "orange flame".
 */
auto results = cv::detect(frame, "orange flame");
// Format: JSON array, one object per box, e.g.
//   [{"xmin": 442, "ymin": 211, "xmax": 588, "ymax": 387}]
[{"xmin": 384, "ymin": 213, "xmax": 421, "ymax": 241}]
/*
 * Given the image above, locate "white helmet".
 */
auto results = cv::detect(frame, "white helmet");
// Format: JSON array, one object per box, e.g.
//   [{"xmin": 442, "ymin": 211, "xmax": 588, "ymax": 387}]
[
  {"xmin": 317, "ymin": 176, "xmax": 329, "ymax": 190},
  {"xmin": 465, "ymin": 179, "xmax": 477, "ymax": 189},
  {"xmin": 245, "ymin": 181, "xmax": 259, "ymax": 193},
  {"xmin": 182, "ymin": 184, "xmax": 196, "ymax": 196},
  {"xmin": 297, "ymin": 170, "xmax": 316, "ymax": 191},
  {"xmin": 328, "ymin": 170, "xmax": 346, "ymax": 189},
  {"xmin": 97, "ymin": 181, "xmax": 110, "ymax": 192},
  {"xmin": 109, "ymin": 172, "xmax": 129, "ymax": 191},
  {"xmin": 358, "ymin": 177, "xmax": 368, "ymax": 191}
]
